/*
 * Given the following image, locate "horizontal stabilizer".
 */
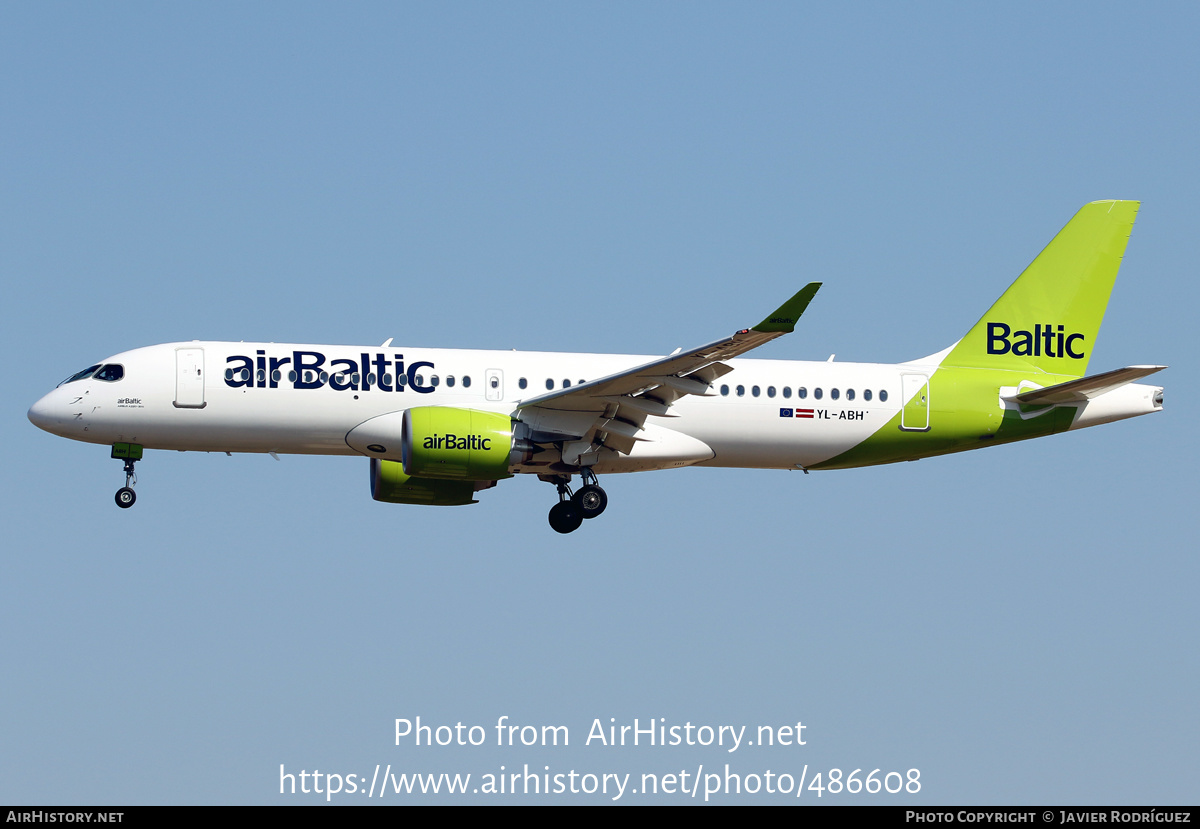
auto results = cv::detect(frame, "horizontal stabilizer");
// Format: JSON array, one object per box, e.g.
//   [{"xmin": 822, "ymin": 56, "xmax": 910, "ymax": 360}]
[{"xmin": 1008, "ymin": 365, "xmax": 1166, "ymax": 405}]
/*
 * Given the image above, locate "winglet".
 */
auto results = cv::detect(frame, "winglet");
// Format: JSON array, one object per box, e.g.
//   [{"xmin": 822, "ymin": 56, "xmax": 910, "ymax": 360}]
[{"xmin": 752, "ymin": 283, "xmax": 821, "ymax": 334}]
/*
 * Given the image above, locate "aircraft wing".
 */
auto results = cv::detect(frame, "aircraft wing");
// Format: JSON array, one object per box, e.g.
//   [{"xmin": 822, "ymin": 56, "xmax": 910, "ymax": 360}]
[
  {"xmin": 1008, "ymin": 365, "xmax": 1167, "ymax": 405},
  {"xmin": 514, "ymin": 283, "xmax": 820, "ymax": 452}
]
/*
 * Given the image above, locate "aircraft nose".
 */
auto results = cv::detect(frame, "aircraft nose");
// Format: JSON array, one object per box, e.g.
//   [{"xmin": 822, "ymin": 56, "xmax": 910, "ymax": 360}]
[{"xmin": 28, "ymin": 392, "xmax": 61, "ymax": 433}]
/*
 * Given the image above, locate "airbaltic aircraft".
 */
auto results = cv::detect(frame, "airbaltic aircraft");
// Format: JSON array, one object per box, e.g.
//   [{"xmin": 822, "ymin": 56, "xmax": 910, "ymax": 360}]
[{"xmin": 29, "ymin": 200, "xmax": 1164, "ymax": 533}]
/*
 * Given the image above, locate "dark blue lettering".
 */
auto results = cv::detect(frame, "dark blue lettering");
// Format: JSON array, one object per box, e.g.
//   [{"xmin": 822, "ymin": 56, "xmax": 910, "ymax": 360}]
[
  {"xmin": 408, "ymin": 361, "xmax": 435, "ymax": 395},
  {"xmin": 372, "ymin": 354, "xmax": 393, "ymax": 391},
  {"xmin": 224, "ymin": 355, "xmax": 253, "ymax": 388},
  {"xmin": 293, "ymin": 351, "xmax": 326, "ymax": 389},
  {"xmin": 226, "ymin": 350, "xmax": 438, "ymax": 391},
  {"xmin": 987, "ymin": 321, "xmax": 1086, "ymax": 360},
  {"xmin": 329, "ymin": 358, "xmax": 358, "ymax": 391},
  {"xmin": 987, "ymin": 322, "xmax": 1011, "ymax": 355},
  {"xmin": 268, "ymin": 355, "xmax": 290, "ymax": 388},
  {"xmin": 1011, "ymin": 328, "xmax": 1034, "ymax": 356}
]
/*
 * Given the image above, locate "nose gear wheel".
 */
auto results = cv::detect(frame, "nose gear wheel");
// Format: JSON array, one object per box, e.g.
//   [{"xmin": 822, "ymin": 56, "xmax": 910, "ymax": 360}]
[
  {"xmin": 110, "ymin": 443, "xmax": 143, "ymax": 509},
  {"xmin": 115, "ymin": 486, "xmax": 136, "ymax": 508}
]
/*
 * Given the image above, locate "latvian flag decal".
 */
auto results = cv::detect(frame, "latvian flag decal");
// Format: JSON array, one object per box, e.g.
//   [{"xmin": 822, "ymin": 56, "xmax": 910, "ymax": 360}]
[{"xmin": 779, "ymin": 408, "xmax": 815, "ymax": 419}]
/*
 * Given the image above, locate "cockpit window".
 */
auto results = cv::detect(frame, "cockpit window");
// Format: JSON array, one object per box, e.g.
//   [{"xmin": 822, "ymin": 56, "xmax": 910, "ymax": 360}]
[
  {"xmin": 58, "ymin": 364, "xmax": 101, "ymax": 386},
  {"xmin": 94, "ymin": 364, "xmax": 124, "ymax": 382}
]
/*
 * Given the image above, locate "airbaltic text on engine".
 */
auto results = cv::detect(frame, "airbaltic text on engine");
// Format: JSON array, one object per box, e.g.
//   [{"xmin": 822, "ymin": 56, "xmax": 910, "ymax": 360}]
[
  {"xmin": 424, "ymin": 434, "xmax": 492, "ymax": 451},
  {"xmin": 223, "ymin": 350, "xmax": 434, "ymax": 392}
]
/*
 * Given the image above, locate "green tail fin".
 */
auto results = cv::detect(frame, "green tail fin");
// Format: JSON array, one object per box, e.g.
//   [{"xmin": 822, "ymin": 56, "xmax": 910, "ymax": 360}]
[{"xmin": 944, "ymin": 200, "xmax": 1139, "ymax": 377}]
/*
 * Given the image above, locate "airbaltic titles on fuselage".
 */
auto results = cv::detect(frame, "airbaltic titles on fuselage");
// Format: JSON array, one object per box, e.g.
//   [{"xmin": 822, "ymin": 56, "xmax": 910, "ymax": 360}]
[{"xmin": 224, "ymin": 350, "xmax": 436, "ymax": 393}]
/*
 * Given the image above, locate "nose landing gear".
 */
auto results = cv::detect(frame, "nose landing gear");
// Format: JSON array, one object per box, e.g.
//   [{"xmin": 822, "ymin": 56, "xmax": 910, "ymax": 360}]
[
  {"xmin": 544, "ymin": 468, "xmax": 608, "ymax": 534},
  {"xmin": 111, "ymin": 443, "xmax": 142, "ymax": 509}
]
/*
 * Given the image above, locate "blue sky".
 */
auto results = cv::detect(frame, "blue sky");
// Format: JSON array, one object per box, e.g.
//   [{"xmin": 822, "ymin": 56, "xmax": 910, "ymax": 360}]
[{"xmin": 2, "ymin": 3, "xmax": 1196, "ymax": 804}]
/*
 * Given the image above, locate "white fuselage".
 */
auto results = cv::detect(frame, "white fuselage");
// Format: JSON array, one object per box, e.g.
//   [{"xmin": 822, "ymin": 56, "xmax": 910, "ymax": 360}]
[
  {"xmin": 29, "ymin": 340, "xmax": 1165, "ymax": 480},
  {"xmin": 28, "ymin": 341, "xmax": 910, "ymax": 473}
]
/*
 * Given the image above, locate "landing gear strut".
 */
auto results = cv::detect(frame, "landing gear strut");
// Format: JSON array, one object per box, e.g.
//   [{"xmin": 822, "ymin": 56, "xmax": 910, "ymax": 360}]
[
  {"xmin": 544, "ymin": 469, "xmax": 608, "ymax": 534},
  {"xmin": 111, "ymin": 443, "xmax": 142, "ymax": 509}
]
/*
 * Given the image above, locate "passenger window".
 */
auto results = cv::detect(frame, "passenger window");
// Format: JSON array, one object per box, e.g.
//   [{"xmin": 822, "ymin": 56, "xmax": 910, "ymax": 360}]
[
  {"xmin": 782, "ymin": 387, "xmax": 791, "ymax": 399},
  {"xmin": 846, "ymin": 388, "xmax": 855, "ymax": 401},
  {"xmin": 431, "ymin": 375, "xmax": 440, "ymax": 387},
  {"xmin": 519, "ymin": 378, "xmax": 528, "ymax": 390},
  {"xmin": 767, "ymin": 386, "xmax": 776, "ymax": 398},
  {"xmin": 831, "ymin": 388, "xmax": 839, "ymax": 400},
  {"xmin": 879, "ymin": 389, "xmax": 888, "ymax": 402},
  {"xmin": 490, "ymin": 376, "xmax": 499, "ymax": 389},
  {"xmin": 546, "ymin": 379, "xmax": 553, "ymax": 390},
  {"xmin": 720, "ymin": 384, "xmax": 729, "ymax": 396},
  {"xmin": 814, "ymin": 388, "xmax": 823, "ymax": 400},
  {"xmin": 752, "ymin": 385, "xmax": 760, "ymax": 397},
  {"xmin": 563, "ymin": 379, "xmax": 571, "ymax": 388},
  {"xmin": 798, "ymin": 387, "xmax": 807, "ymax": 399},
  {"xmin": 462, "ymin": 376, "xmax": 471, "ymax": 388},
  {"xmin": 447, "ymin": 376, "xmax": 456, "ymax": 387},
  {"xmin": 864, "ymin": 389, "xmax": 872, "ymax": 402},
  {"xmin": 396, "ymin": 373, "xmax": 407, "ymax": 386},
  {"xmin": 736, "ymin": 385, "xmax": 745, "ymax": 397}
]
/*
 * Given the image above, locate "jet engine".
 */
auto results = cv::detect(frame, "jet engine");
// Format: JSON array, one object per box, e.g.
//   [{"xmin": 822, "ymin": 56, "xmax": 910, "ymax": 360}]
[
  {"xmin": 369, "ymin": 458, "xmax": 495, "ymax": 506},
  {"xmin": 401, "ymin": 406, "xmax": 533, "ymax": 480}
]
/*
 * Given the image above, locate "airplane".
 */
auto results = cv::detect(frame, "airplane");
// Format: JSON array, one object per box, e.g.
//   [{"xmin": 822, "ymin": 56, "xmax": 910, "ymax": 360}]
[{"xmin": 28, "ymin": 200, "xmax": 1165, "ymax": 534}]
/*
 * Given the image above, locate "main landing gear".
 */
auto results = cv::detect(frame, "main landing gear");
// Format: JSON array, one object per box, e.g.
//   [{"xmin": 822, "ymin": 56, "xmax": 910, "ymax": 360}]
[
  {"xmin": 111, "ymin": 443, "xmax": 143, "ymax": 509},
  {"xmin": 545, "ymin": 468, "xmax": 608, "ymax": 534}
]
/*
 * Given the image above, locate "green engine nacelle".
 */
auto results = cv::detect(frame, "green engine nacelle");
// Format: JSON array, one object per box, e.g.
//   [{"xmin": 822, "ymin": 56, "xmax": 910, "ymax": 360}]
[
  {"xmin": 401, "ymin": 406, "xmax": 520, "ymax": 481},
  {"xmin": 370, "ymin": 458, "xmax": 484, "ymax": 506}
]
